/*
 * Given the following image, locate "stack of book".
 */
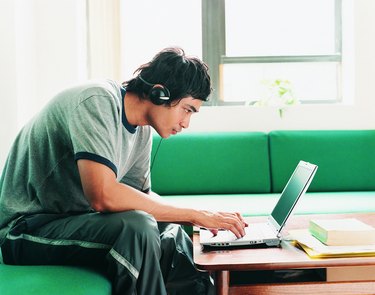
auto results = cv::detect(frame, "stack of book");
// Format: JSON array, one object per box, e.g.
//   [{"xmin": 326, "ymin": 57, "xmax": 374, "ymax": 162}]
[
  {"xmin": 289, "ymin": 218, "xmax": 375, "ymax": 258},
  {"xmin": 309, "ymin": 218, "xmax": 375, "ymax": 246}
]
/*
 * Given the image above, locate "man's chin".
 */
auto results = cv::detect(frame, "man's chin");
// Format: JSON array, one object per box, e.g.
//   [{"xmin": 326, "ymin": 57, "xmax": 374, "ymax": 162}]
[
  {"xmin": 151, "ymin": 127, "xmax": 168, "ymax": 139},
  {"xmin": 156, "ymin": 131, "xmax": 171, "ymax": 139}
]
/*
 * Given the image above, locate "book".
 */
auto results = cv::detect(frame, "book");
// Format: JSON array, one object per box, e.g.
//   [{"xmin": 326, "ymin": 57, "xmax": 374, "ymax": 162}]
[
  {"xmin": 289, "ymin": 229, "xmax": 375, "ymax": 258},
  {"xmin": 309, "ymin": 218, "xmax": 375, "ymax": 246}
]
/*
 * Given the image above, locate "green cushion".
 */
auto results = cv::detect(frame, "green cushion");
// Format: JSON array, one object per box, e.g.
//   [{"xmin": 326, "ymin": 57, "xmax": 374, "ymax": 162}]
[
  {"xmin": 296, "ymin": 191, "xmax": 375, "ymax": 215},
  {"xmin": 269, "ymin": 130, "xmax": 375, "ymax": 192},
  {"xmin": 163, "ymin": 193, "xmax": 278, "ymax": 216},
  {"xmin": 162, "ymin": 191, "xmax": 375, "ymax": 216},
  {"xmin": 0, "ymin": 265, "xmax": 111, "ymax": 295},
  {"xmin": 151, "ymin": 132, "xmax": 271, "ymax": 195}
]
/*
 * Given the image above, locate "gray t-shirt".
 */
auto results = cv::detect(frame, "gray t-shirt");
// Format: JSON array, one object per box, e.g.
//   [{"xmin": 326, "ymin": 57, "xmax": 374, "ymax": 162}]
[{"xmin": 0, "ymin": 80, "xmax": 152, "ymax": 244}]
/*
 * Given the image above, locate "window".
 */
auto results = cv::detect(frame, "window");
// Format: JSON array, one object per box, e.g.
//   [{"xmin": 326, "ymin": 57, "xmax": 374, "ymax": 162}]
[{"xmin": 202, "ymin": 0, "xmax": 344, "ymax": 106}]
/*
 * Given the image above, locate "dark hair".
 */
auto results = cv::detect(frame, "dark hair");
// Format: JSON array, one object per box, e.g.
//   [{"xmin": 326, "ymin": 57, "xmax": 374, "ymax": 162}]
[{"xmin": 124, "ymin": 47, "xmax": 212, "ymax": 104}]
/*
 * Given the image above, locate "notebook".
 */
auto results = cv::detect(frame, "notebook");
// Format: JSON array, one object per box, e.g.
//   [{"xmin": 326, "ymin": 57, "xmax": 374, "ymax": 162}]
[{"xmin": 199, "ymin": 160, "xmax": 318, "ymax": 248}]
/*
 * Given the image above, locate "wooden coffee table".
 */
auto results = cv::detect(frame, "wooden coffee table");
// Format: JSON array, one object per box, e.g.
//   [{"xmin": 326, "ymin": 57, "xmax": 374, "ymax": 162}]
[{"xmin": 193, "ymin": 213, "xmax": 375, "ymax": 295}]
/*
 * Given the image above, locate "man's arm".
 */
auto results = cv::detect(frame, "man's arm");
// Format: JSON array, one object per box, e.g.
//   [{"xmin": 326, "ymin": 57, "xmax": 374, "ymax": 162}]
[{"xmin": 77, "ymin": 159, "xmax": 246, "ymax": 238}]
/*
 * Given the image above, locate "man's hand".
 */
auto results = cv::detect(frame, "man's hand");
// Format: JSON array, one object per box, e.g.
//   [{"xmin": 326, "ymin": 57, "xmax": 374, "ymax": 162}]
[{"xmin": 193, "ymin": 210, "xmax": 248, "ymax": 239}]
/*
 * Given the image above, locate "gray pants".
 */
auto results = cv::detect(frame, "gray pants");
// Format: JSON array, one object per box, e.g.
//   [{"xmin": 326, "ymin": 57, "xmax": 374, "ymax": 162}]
[{"xmin": 1, "ymin": 211, "xmax": 211, "ymax": 294}]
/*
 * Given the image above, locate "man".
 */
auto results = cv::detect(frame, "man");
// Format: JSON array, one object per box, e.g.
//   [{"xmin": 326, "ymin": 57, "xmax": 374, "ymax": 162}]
[{"xmin": 0, "ymin": 47, "xmax": 246, "ymax": 294}]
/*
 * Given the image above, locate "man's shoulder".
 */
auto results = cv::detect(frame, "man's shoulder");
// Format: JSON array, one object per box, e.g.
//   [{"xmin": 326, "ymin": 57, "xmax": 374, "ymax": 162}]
[
  {"xmin": 74, "ymin": 79, "xmax": 121, "ymax": 101},
  {"xmin": 50, "ymin": 79, "xmax": 122, "ymax": 115}
]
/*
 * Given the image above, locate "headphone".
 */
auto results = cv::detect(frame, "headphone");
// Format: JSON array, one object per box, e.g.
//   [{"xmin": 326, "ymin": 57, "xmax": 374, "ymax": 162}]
[{"xmin": 138, "ymin": 75, "xmax": 171, "ymax": 105}]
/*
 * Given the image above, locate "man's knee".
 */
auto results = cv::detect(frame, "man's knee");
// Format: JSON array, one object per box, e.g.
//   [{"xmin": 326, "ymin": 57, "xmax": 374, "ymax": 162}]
[{"xmin": 103, "ymin": 210, "xmax": 160, "ymax": 244}]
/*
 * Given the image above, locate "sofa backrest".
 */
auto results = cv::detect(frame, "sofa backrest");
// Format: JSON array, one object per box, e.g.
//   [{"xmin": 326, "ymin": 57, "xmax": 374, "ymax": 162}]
[
  {"xmin": 151, "ymin": 132, "xmax": 271, "ymax": 195},
  {"xmin": 269, "ymin": 130, "xmax": 375, "ymax": 193}
]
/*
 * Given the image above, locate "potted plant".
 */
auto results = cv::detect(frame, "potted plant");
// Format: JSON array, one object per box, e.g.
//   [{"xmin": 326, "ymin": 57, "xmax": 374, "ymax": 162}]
[{"xmin": 253, "ymin": 79, "xmax": 300, "ymax": 118}]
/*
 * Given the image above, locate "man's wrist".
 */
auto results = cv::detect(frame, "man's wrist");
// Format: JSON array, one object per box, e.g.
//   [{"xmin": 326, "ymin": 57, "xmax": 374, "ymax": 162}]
[{"xmin": 187, "ymin": 208, "xmax": 202, "ymax": 225}]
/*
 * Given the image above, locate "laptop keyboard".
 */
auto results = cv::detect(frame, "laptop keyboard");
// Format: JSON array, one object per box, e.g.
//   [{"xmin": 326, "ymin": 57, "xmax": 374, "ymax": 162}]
[
  {"xmin": 244, "ymin": 223, "xmax": 276, "ymax": 239},
  {"xmin": 208, "ymin": 223, "xmax": 277, "ymax": 242}
]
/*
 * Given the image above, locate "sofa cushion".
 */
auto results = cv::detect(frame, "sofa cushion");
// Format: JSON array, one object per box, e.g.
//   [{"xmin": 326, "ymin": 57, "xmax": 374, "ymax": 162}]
[
  {"xmin": 151, "ymin": 132, "xmax": 271, "ymax": 195},
  {"xmin": 162, "ymin": 191, "xmax": 375, "ymax": 217},
  {"xmin": 0, "ymin": 265, "xmax": 111, "ymax": 295},
  {"xmin": 269, "ymin": 130, "xmax": 375, "ymax": 192}
]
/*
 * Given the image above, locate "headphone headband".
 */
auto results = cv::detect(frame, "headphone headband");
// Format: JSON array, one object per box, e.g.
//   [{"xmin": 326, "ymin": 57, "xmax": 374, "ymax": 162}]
[{"xmin": 138, "ymin": 75, "xmax": 155, "ymax": 87}]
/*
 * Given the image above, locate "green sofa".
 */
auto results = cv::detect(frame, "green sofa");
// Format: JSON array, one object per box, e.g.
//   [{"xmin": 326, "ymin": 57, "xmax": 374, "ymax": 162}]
[
  {"xmin": 0, "ymin": 263, "xmax": 111, "ymax": 295},
  {"xmin": 151, "ymin": 130, "xmax": 375, "ymax": 217},
  {"xmin": 1, "ymin": 129, "xmax": 375, "ymax": 294}
]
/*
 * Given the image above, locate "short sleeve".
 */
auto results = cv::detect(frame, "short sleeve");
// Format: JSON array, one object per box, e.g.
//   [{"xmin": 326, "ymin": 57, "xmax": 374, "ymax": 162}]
[
  {"xmin": 69, "ymin": 93, "xmax": 122, "ymax": 176},
  {"xmin": 120, "ymin": 127, "xmax": 153, "ymax": 192}
]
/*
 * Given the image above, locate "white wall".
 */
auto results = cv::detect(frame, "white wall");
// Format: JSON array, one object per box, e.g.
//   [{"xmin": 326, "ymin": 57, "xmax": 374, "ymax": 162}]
[{"xmin": 0, "ymin": 0, "xmax": 374, "ymax": 170}]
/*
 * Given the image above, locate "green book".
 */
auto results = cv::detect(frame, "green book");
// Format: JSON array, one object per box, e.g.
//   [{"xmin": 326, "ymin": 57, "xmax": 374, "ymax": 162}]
[{"xmin": 309, "ymin": 218, "xmax": 375, "ymax": 246}]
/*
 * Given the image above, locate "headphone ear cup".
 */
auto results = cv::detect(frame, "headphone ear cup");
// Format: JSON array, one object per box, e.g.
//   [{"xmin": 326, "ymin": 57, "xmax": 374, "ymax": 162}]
[{"xmin": 150, "ymin": 85, "xmax": 170, "ymax": 105}]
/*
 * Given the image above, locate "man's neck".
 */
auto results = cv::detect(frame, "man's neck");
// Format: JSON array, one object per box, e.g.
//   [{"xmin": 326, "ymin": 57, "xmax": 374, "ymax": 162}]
[{"xmin": 124, "ymin": 92, "xmax": 150, "ymax": 127}]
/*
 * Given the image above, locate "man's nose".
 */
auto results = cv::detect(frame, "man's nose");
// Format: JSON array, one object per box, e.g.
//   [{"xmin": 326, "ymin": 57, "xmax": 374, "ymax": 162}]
[{"xmin": 180, "ymin": 116, "xmax": 191, "ymax": 129}]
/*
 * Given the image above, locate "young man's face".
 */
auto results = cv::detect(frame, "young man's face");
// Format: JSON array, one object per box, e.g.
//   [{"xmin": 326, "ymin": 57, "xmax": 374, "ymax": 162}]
[{"xmin": 150, "ymin": 96, "xmax": 202, "ymax": 138}]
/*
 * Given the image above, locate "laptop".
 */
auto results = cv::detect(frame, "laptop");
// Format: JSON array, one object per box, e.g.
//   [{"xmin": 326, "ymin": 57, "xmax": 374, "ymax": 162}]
[{"xmin": 199, "ymin": 160, "xmax": 318, "ymax": 248}]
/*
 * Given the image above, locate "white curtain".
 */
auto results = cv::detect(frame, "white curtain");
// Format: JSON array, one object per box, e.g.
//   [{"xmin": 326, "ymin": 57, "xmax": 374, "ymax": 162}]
[
  {"xmin": 86, "ymin": 0, "xmax": 121, "ymax": 81},
  {"xmin": 0, "ymin": 0, "xmax": 121, "ymax": 169}
]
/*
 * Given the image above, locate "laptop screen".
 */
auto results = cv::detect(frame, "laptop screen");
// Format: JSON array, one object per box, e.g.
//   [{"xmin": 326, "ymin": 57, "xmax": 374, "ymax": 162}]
[{"xmin": 271, "ymin": 162, "xmax": 317, "ymax": 228}]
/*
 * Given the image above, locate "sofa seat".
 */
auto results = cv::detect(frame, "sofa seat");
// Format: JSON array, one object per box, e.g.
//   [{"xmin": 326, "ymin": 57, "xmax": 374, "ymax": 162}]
[
  {"xmin": 0, "ymin": 264, "xmax": 111, "ymax": 295},
  {"xmin": 163, "ymin": 191, "xmax": 375, "ymax": 217}
]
